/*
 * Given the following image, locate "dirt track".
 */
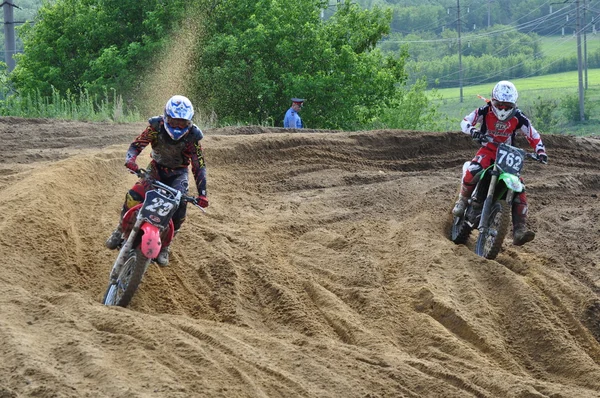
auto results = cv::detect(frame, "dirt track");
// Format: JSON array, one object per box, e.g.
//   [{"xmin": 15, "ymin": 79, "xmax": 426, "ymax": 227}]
[{"xmin": 0, "ymin": 116, "xmax": 599, "ymax": 397}]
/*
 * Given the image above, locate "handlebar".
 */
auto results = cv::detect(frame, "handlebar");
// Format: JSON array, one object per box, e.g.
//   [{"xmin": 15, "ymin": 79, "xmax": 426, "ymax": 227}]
[
  {"xmin": 473, "ymin": 134, "xmax": 547, "ymax": 164},
  {"xmin": 135, "ymin": 169, "xmax": 206, "ymax": 212},
  {"xmin": 473, "ymin": 134, "xmax": 494, "ymax": 144}
]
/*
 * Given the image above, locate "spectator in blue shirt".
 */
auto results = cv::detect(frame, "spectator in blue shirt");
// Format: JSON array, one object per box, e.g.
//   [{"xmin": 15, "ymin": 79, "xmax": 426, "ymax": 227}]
[{"xmin": 283, "ymin": 98, "xmax": 304, "ymax": 128}]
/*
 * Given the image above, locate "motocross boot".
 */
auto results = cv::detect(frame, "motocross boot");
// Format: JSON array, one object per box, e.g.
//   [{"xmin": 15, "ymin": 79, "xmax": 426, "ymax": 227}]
[
  {"xmin": 156, "ymin": 245, "xmax": 170, "ymax": 267},
  {"xmin": 513, "ymin": 225, "xmax": 535, "ymax": 246},
  {"xmin": 512, "ymin": 193, "xmax": 535, "ymax": 246},
  {"xmin": 105, "ymin": 225, "xmax": 123, "ymax": 250},
  {"xmin": 452, "ymin": 195, "xmax": 469, "ymax": 217}
]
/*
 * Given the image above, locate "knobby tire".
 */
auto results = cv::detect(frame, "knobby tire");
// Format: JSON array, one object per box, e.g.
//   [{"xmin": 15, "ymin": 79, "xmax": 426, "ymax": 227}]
[
  {"xmin": 475, "ymin": 201, "xmax": 510, "ymax": 260},
  {"xmin": 103, "ymin": 248, "xmax": 150, "ymax": 307},
  {"xmin": 450, "ymin": 201, "xmax": 473, "ymax": 244}
]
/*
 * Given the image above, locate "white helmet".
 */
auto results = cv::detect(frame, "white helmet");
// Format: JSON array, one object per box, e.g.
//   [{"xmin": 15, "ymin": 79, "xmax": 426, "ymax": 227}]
[
  {"xmin": 164, "ymin": 95, "xmax": 194, "ymax": 140},
  {"xmin": 491, "ymin": 80, "xmax": 518, "ymax": 121}
]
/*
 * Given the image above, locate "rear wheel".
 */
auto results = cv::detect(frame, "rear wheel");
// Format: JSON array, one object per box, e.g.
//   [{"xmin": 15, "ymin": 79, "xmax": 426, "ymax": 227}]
[
  {"xmin": 103, "ymin": 248, "xmax": 151, "ymax": 307},
  {"xmin": 475, "ymin": 201, "xmax": 510, "ymax": 260}
]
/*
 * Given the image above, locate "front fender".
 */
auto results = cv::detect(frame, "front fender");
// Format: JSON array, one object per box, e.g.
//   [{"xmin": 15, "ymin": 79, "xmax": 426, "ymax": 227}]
[
  {"xmin": 499, "ymin": 173, "xmax": 524, "ymax": 192},
  {"xmin": 140, "ymin": 223, "xmax": 162, "ymax": 259}
]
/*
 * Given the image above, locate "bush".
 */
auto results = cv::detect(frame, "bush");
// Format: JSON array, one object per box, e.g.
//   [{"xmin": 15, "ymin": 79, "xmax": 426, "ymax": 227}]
[
  {"xmin": 560, "ymin": 93, "xmax": 591, "ymax": 123},
  {"xmin": 527, "ymin": 96, "xmax": 559, "ymax": 133},
  {"xmin": 0, "ymin": 87, "xmax": 141, "ymax": 122},
  {"xmin": 369, "ymin": 78, "xmax": 449, "ymax": 130}
]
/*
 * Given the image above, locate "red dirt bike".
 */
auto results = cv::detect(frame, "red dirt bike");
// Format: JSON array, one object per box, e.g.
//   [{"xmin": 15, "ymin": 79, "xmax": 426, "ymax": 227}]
[
  {"xmin": 102, "ymin": 169, "xmax": 204, "ymax": 307},
  {"xmin": 450, "ymin": 135, "xmax": 545, "ymax": 259}
]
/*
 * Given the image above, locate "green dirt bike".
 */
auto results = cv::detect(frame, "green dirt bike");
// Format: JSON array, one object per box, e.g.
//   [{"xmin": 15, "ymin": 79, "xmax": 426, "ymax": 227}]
[{"xmin": 450, "ymin": 136, "xmax": 544, "ymax": 260}]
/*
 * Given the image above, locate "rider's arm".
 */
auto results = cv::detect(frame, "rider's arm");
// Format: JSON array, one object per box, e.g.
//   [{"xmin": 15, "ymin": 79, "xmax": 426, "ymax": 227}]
[
  {"xmin": 125, "ymin": 125, "xmax": 155, "ymax": 163},
  {"xmin": 460, "ymin": 107, "xmax": 485, "ymax": 135},
  {"xmin": 187, "ymin": 127, "xmax": 208, "ymax": 197},
  {"xmin": 515, "ymin": 111, "xmax": 546, "ymax": 154}
]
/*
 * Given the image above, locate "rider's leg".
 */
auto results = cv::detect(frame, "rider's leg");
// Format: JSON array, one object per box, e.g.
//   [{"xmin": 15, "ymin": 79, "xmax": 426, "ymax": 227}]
[
  {"xmin": 453, "ymin": 148, "xmax": 495, "ymax": 217},
  {"xmin": 105, "ymin": 180, "xmax": 149, "ymax": 250},
  {"xmin": 453, "ymin": 162, "xmax": 482, "ymax": 216},
  {"xmin": 156, "ymin": 172, "xmax": 189, "ymax": 267},
  {"xmin": 512, "ymin": 191, "xmax": 535, "ymax": 246},
  {"xmin": 105, "ymin": 224, "xmax": 124, "ymax": 250}
]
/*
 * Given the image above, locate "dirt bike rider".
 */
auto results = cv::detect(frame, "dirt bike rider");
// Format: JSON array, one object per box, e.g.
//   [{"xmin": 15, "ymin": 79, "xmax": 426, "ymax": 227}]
[
  {"xmin": 452, "ymin": 80, "xmax": 548, "ymax": 246},
  {"xmin": 105, "ymin": 95, "xmax": 208, "ymax": 266}
]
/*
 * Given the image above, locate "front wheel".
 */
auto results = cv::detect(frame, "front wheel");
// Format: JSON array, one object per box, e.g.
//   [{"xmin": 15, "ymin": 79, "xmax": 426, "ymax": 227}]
[
  {"xmin": 475, "ymin": 200, "xmax": 510, "ymax": 260},
  {"xmin": 103, "ymin": 248, "xmax": 151, "ymax": 307},
  {"xmin": 450, "ymin": 202, "xmax": 474, "ymax": 245}
]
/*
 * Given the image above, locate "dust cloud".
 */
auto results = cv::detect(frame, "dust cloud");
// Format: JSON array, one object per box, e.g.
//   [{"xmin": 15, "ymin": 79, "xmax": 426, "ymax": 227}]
[{"xmin": 136, "ymin": 10, "xmax": 204, "ymax": 118}]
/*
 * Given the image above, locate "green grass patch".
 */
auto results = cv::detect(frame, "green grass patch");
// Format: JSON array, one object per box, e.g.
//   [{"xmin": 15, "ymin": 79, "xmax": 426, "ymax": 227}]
[
  {"xmin": 429, "ymin": 69, "xmax": 600, "ymax": 136},
  {"xmin": 433, "ymin": 69, "xmax": 600, "ymax": 101},
  {"xmin": 538, "ymin": 34, "xmax": 600, "ymax": 59},
  {"xmin": 0, "ymin": 87, "xmax": 142, "ymax": 123}
]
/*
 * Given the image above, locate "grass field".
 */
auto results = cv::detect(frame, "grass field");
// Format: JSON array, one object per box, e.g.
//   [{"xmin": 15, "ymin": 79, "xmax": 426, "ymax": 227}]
[
  {"xmin": 538, "ymin": 34, "xmax": 600, "ymax": 59},
  {"xmin": 433, "ymin": 69, "xmax": 600, "ymax": 101},
  {"xmin": 421, "ymin": 33, "xmax": 600, "ymax": 135},
  {"xmin": 430, "ymin": 69, "xmax": 600, "ymax": 135}
]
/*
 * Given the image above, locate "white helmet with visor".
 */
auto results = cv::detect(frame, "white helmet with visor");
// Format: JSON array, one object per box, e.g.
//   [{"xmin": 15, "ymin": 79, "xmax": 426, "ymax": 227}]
[
  {"xmin": 164, "ymin": 95, "xmax": 194, "ymax": 140},
  {"xmin": 491, "ymin": 80, "xmax": 518, "ymax": 121}
]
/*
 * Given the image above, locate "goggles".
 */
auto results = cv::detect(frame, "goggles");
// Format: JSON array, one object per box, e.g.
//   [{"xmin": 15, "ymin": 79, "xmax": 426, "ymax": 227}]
[
  {"xmin": 166, "ymin": 117, "xmax": 192, "ymax": 129},
  {"xmin": 492, "ymin": 100, "xmax": 515, "ymax": 110}
]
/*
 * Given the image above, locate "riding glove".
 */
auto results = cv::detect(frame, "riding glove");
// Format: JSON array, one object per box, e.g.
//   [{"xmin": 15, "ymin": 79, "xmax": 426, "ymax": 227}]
[
  {"xmin": 125, "ymin": 159, "xmax": 139, "ymax": 173},
  {"xmin": 197, "ymin": 195, "xmax": 209, "ymax": 208}
]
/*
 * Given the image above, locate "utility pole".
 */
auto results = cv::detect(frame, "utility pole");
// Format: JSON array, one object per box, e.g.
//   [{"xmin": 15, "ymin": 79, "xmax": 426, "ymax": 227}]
[
  {"xmin": 2, "ymin": 0, "xmax": 16, "ymax": 72},
  {"xmin": 457, "ymin": 0, "xmax": 464, "ymax": 103},
  {"xmin": 448, "ymin": 0, "xmax": 467, "ymax": 102},
  {"xmin": 552, "ymin": 0, "xmax": 586, "ymax": 119},
  {"xmin": 487, "ymin": 0, "xmax": 493, "ymax": 27},
  {"xmin": 576, "ymin": 0, "xmax": 585, "ymax": 120},
  {"xmin": 583, "ymin": 0, "xmax": 588, "ymax": 89}
]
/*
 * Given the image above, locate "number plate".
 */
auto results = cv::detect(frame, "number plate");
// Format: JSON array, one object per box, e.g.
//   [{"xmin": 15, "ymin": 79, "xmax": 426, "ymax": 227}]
[
  {"xmin": 495, "ymin": 143, "xmax": 525, "ymax": 175},
  {"xmin": 139, "ymin": 190, "xmax": 178, "ymax": 227}
]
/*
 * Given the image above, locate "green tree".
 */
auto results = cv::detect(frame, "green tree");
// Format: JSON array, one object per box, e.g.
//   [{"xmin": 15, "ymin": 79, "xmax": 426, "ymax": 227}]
[
  {"xmin": 194, "ymin": 0, "xmax": 407, "ymax": 130},
  {"xmin": 390, "ymin": 5, "xmax": 446, "ymax": 35},
  {"xmin": 526, "ymin": 96, "xmax": 559, "ymax": 133},
  {"xmin": 560, "ymin": 93, "xmax": 591, "ymax": 123},
  {"xmin": 0, "ymin": 61, "xmax": 7, "ymax": 100},
  {"xmin": 10, "ymin": 0, "xmax": 187, "ymax": 99},
  {"xmin": 372, "ymin": 78, "xmax": 447, "ymax": 130}
]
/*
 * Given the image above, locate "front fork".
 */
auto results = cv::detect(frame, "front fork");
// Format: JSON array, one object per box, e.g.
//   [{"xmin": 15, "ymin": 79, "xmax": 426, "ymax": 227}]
[
  {"xmin": 478, "ymin": 170, "xmax": 499, "ymax": 230},
  {"xmin": 109, "ymin": 217, "xmax": 143, "ymax": 282},
  {"xmin": 478, "ymin": 169, "xmax": 515, "ymax": 231}
]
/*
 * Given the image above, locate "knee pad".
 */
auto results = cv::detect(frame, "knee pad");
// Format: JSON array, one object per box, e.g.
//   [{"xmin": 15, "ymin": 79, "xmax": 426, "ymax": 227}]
[
  {"xmin": 173, "ymin": 217, "xmax": 185, "ymax": 232},
  {"xmin": 172, "ymin": 202, "xmax": 188, "ymax": 231},
  {"xmin": 512, "ymin": 192, "xmax": 529, "ymax": 222},
  {"xmin": 463, "ymin": 162, "xmax": 483, "ymax": 186},
  {"xmin": 513, "ymin": 191, "xmax": 528, "ymax": 205}
]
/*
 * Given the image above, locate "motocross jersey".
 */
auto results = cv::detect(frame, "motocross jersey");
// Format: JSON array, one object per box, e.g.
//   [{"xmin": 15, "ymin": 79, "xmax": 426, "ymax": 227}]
[
  {"xmin": 460, "ymin": 104, "xmax": 546, "ymax": 155},
  {"xmin": 125, "ymin": 116, "xmax": 207, "ymax": 196}
]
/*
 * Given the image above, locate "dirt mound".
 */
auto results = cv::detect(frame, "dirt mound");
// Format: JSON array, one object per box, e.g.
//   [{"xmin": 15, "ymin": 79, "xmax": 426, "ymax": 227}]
[{"xmin": 1, "ymin": 117, "xmax": 599, "ymax": 397}]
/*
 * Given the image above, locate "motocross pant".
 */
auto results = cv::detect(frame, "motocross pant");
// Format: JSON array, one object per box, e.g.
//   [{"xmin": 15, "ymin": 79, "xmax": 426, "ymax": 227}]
[
  {"xmin": 122, "ymin": 161, "xmax": 189, "ymax": 231},
  {"xmin": 460, "ymin": 147, "xmax": 529, "ymax": 227}
]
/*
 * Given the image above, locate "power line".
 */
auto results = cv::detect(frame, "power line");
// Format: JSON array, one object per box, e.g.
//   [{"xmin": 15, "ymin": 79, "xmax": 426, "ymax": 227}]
[
  {"xmin": 385, "ymin": 4, "xmax": 572, "ymax": 44},
  {"xmin": 393, "ymin": 4, "xmax": 599, "ymax": 87}
]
